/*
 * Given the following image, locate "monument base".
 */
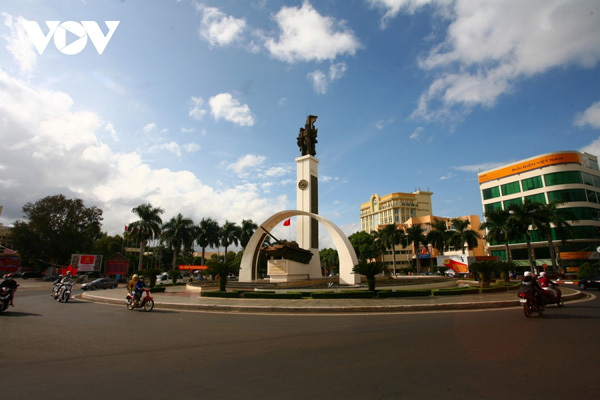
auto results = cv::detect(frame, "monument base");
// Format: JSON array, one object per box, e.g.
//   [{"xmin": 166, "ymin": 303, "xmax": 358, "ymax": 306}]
[{"xmin": 267, "ymin": 259, "xmax": 313, "ymax": 283}]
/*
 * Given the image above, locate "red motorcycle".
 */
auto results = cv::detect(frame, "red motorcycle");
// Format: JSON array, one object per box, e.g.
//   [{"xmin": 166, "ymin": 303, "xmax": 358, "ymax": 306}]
[
  {"xmin": 126, "ymin": 288, "xmax": 154, "ymax": 312},
  {"xmin": 540, "ymin": 284, "xmax": 564, "ymax": 307},
  {"xmin": 518, "ymin": 287, "xmax": 544, "ymax": 318},
  {"xmin": 0, "ymin": 285, "xmax": 18, "ymax": 313}
]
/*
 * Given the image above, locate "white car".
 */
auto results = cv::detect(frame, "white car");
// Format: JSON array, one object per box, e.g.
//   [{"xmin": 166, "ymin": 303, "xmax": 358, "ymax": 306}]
[{"xmin": 155, "ymin": 273, "xmax": 184, "ymax": 284}]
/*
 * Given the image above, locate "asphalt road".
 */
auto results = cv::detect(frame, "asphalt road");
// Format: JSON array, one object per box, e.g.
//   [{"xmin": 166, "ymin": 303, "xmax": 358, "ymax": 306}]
[{"xmin": 3, "ymin": 279, "xmax": 599, "ymax": 400}]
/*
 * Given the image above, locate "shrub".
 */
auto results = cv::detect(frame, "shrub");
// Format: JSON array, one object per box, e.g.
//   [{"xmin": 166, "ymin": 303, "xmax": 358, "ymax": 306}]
[
  {"xmin": 200, "ymin": 291, "xmax": 240, "ymax": 298},
  {"xmin": 311, "ymin": 291, "xmax": 375, "ymax": 299},
  {"xmin": 241, "ymin": 292, "xmax": 302, "ymax": 299},
  {"xmin": 377, "ymin": 289, "xmax": 431, "ymax": 298},
  {"xmin": 434, "ymin": 287, "xmax": 479, "ymax": 296}
]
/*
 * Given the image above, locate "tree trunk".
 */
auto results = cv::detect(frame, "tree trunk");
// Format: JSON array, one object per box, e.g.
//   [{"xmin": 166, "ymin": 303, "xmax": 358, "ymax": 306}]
[
  {"xmin": 504, "ymin": 241, "xmax": 511, "ymax": 261},
  {"xmin": 137, "ymin": 240, "xmax": 146, "ymax": 271},
  {"xmin": 526, "ymin": 233, "xmax": 535, "ymax": 272},
  {"xmin": 391, "ymin": 247, "xmax": 397, "ymax": 276},
  {"xmin": 547, "ymin": 233, "xmax": 557, "ymax": 271}
]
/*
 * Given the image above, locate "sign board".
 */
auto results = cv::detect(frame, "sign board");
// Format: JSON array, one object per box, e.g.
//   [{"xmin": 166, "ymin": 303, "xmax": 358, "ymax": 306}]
[
  {"xmin": 0, "ymin": 255, "xmax": 19, "ymax": 272},
  {"xmin": 70, "ymin": 254, "xmax": 103, "ymax": 272}
]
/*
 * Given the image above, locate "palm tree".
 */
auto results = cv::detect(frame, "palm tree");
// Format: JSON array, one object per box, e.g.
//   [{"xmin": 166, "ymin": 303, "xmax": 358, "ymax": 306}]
[
  {"xmin": 405, "ymin": 225, "xmax": 426, "ymax": 274},
  {"xmin": 426, "ymin": 218, "xmax": 451, "ymax": 256},
  {"xmin": 538, "ymin": 202, "xmax": 575, "ymax": 272},
  {"xmin": 128, "ymin": 203, "xmax": 164, "ymax": 271},
  {"xmin": 376, "ymin": 224, "xmax": 405, "ymax": 276},
  {"xmin": 507, "ymin": 200, "xmax": 547, "ymax": 271},
  {"xmin": 480, "ymin": 208, "xmax": 513, "ymax": 261},
  {"xmin": 161, "ymin": 213, "xmax": 195, "ymax": 270},
  {"xmin": 239, "ymin": 219, "xmax": 258, "ymax": 248},
  {"xmin": 220, "ymin": 221, "xmax": 242, "ymax": 264},
  {"xmin": 449, "ymin": 218, "xmax": 481, "ymax": 255},
  {"xmin": 196, "ymin": 218, "xmax": 220, "ymax": 265}
]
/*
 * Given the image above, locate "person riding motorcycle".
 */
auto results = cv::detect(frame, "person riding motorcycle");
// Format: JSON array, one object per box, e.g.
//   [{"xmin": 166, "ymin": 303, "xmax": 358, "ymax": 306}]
[
  {"xmin": 57, "ymin": 271, "xmax": 74, "ymax": 301},
  {"xmin": 134, "ymin": 275, "xmax": 148, "ymax": 305},
  {"xmin": 521, "ymin": 271, "xmax": 545, "ymax": 307},
  {"xmin": 127, "ymin": 274, "xmax": 139, "ymax": 299},
  {"xmin": 1, "ymin": 273, "xmax": 18, "ymax": 306},
  {"xmin": 538, "ymin": 271, "xmax": 558, "ymax": 300}
]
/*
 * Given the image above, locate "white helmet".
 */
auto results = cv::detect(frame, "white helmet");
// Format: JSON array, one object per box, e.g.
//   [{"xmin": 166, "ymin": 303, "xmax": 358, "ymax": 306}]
[
  {"xmin": 540, "ymin": 272, "xmax": 546, "ymax": 277},
  {"xmin": 524, "ymin": 271, "xmax": 532, "ymax": 277}
]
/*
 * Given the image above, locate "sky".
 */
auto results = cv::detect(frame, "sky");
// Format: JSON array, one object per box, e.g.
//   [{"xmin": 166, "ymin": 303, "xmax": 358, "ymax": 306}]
[{"xmin": 1, "ymin": 0, "xmax": 600, "ymax": 250}]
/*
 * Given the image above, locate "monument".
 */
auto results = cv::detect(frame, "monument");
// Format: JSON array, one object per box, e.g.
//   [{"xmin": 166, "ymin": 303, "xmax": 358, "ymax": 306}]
[{"xmin": 238, "ymin": 116, "xmax": 360, "ymax": 285}]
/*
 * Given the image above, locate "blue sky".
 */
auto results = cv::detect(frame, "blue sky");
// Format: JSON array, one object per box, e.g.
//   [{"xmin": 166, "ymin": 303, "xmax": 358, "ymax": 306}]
[{"xmin": 1, "ymin": 0, "xmax": 600, "ymax": 249}]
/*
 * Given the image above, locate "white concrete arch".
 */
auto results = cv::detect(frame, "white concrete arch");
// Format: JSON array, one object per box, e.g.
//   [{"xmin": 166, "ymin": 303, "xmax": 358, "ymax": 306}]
[{"xmin": 239, "ymin": 210, "xmax": 360, "ymax": 285}]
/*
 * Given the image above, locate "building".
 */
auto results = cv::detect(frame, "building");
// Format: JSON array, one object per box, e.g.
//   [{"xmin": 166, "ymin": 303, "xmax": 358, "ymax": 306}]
[
  {"xmin": 478, "ymin": 150, "xmax": 600, "ymax": 270},
  {"xmin": 360, "ymin": 190, "xmax": 433, "ymax": 233}
]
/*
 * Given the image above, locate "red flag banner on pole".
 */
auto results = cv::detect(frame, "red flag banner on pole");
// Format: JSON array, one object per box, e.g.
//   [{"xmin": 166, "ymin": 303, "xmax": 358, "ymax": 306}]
[{"xmin": 283, "ymin": 218, "xmax": 291, "ymax": 226}]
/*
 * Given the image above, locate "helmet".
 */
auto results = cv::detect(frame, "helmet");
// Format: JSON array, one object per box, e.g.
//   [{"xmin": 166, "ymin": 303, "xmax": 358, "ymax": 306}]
[
  {"xmin": 132, "ymin": 274, "xmax": 139, "ymax": 280},
  {"xmin": 540, "ymin": 272, "xmax": 546, "ymax": 277},
  {"xmin": 139, "ymin": 276, "xmax": 145, "ymax": 281},
  {"xmin": 524, "ymin": 271, "xmax": 532, "ymax": 277},
  {"xmin": 5, "ymin": 273, "xmax": 13, "ymax": 280},
  {"xmin": 59, "ymin": 274, "xmax": 64, "ymax": 278},
  {"xmin": 66, "ymin": 271, "xmax": 72, "ymax": 276}
]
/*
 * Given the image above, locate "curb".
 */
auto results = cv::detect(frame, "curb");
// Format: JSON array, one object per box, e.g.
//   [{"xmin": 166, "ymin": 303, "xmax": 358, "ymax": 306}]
[{"xmin": 81, "ymin": 291, "xmax": 587, "ymax": 314}]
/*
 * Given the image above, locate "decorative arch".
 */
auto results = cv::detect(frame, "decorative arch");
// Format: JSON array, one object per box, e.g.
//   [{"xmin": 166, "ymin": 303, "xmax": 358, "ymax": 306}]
[{"xmin": 239, "ymin": 210, "xmax": 360, "ymax": 285}]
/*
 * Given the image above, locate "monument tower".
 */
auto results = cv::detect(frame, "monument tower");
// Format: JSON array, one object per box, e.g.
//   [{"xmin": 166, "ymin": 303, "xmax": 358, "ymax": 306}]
[{"xmin": 295, "ymin": 115, "xmax": 321, "ymax": 278}]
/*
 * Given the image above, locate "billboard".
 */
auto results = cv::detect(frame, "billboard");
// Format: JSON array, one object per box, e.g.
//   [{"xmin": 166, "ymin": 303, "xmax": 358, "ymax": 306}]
[{"xmin": 70, "ymin": 254, "xmax": 103, "ymax": 272}]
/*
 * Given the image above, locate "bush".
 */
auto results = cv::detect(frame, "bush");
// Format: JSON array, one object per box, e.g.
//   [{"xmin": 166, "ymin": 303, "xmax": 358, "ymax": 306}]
[
  {"xmin": 377, "ymin": 289, "xmax": 431, "ymax": 298},
  {"xmin": 577, "ymin": 262, "xmax": 599, "ymax": 279},
  {"xmin": 311, "ymin": 291, "xmax": 375, "ymax": 299},
  {"xmin": 241, "ymin": 292, "xmax": 303, "ymax": 299},
  {"xmin": 200, "ymin": 291, "xmax": 240, "ymax": 298},
  {"xmin": 434, "ymin": 287, "xmax": 479, "ymax": 296}
]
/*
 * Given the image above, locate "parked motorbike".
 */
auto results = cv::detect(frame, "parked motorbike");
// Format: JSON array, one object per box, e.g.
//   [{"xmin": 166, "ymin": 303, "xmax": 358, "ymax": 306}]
[
  {"xmin": 126, "ymin": 288, "xmax": 154, "ymax": 312},
  {"xmin": 57, "ymin": 282, "xmax": 73, "ymax": 303},
  {"xmin": 518, "ymin": 286, "xmax": 544, "ymax": 318},
  {"xmin": 0, "ymin": 285, "xmax": 18, "ymax": 313}
]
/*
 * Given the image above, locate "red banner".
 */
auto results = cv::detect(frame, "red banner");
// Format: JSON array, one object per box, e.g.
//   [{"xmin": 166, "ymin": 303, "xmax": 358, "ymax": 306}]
[
  {"xmin": 0, "ymin": 256, "xmax": 19, "ymax": 272},
  {"xmin": 106, "ymin": 261, "xmax": 128, "ymax": 275}
]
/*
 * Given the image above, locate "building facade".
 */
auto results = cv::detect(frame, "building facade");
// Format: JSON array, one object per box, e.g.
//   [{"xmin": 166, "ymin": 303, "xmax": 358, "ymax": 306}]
[
  {"xmin": 360, "ymin": 190, "xmax": 433, "ymax": 233},
  {"xmin": 478, "ymin": 151, "xmax": 600, "ymax": 269}
]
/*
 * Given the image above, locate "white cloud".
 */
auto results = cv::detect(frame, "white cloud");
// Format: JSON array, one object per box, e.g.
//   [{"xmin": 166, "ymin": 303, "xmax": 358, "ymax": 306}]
[
  {"xmin": 149, "ymin": 141, "xmax": 182, "ymax": 157},
  {"xmin": 368, "ymin": 0, "xmax": 439, "ymax": 28},
  {"xmin": 196, "ymin": 3, "xmax": 246, "ymax": 47},
  {"xmin": 409, "ymin": 126, "xmax": 424, "ymax": 140},
  {"xmin": 265, "ymin": 1, "xmax": 361, "ymax": 63},
  {"xmin": 227, "ymin": 154, "xmax": 266, "ymax": 175},
  {"xmin": 183, "ymin": 142, "xmax": 201, "ymax": 153},
  {"xmin": 1, "ymin": 13, "xmax": 37, "ymax": 75},
  {"xmin": 580, "ymin": 137, "xmax": 600, "ymax": 159},
  {"xmin": 105, "ymin": 122, "xmax": 118, "ymax": 141},
  {"xmin": 261, "ymin": 166, "xmax": 290, "ymax": 178},
  {"xmin": 209, "ymin": 93, "xmax": 254, "ymax": 126},
  {"xmin": 308, "ymin": 62, "xmax": 347, "ymax": 94},
  {"xmin": 0, "ymin": 70, "xmax": 286, "ymax": 234},
  {"xmin": 382, "ymin": 0, "xmax": 600, "ymax": 121},
  {"xmin": 574, "ymin": 101, "xmax": 600, "ymax": 129},
  {"xmin": 439, "ymin": 172, "xmax": 455, "ymax": 180},
  {"xmin": 189, "ymin": 96, "xmax": 207, "ymax": 120},
  {"xmin": 143, "ymin": 122, "xmax": 156, "ymax": 134}
]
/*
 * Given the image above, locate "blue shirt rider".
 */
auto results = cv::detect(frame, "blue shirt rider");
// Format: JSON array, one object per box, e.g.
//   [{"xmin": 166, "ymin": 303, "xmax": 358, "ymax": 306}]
[{"xmin": 134, "ymin": 276, "xmax": 148, "ymax": 303}]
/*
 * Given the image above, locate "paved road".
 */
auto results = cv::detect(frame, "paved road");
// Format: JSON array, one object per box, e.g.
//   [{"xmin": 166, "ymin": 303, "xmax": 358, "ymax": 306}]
[{"xmin": 3, "ymin": 279, "xmax": 599, "ymax": 400}]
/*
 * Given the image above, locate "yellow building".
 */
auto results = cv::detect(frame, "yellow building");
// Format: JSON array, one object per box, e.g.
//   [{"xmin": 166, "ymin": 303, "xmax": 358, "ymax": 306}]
[{"xmin": 360, "ymin": 190, "xmax": 433, "ymax": 233}]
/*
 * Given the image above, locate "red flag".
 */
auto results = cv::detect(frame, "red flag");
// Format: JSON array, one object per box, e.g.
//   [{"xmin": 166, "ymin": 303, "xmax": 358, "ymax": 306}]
[{"xmin": 283, "ymin": 218, "xmax": 291, "ymax": 226}]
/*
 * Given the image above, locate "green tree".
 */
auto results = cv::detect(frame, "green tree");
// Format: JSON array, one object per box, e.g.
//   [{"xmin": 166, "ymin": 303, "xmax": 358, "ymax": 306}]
[
  {"xmin": 196, "ymin": 218, "xmax": 220, "ymax": 265},
  {"xmin": 449, "ymin": 218, "xmax": 481, "ymax": 255},
  {"xmin": 220, "ymin": 221, "xmax": 241, "ymax": 264},
  {"xmin": 469, "ymin": 260, "xmax": 499, "ymax": 288},
  {"xmin": 480, "ymin": 209, "xmax": 513, "ymax": 261},
  {"xmin": 405, "ymin": 225, "xmax": 426, "ymax": 273},
  {"xmin": 348, "ymin": 231, "xmax": 378, "ymax": 262},
  {"xmin": 376, "ymin": 224, "xmax": 405, "ymax": 276},
  {"xmin": 538, "ymin": 202, "xmax": 575, "ymax": 272},
  {"xmin": 239, "ymin": 219, "xmax": 258, "ymax": 248},
  {"xmin": 11, "ymin": 194, "xmax": 103, "ymax": 266},
  {"xmin": 426, "ymin": 218, "xmax": 452, "ymax": 256},
  {"xmin": 128, "ymin": 203, "xmax": 164, "ymax": 271},
  {"xmin": 161, "ymin": 213, "xmax": 195, "ymax": 270},
  {"xmin": 352, "ymin": 260, "xmax": 386, "ymax": 292},
  {"xmin": 206, "ymin": 259, "xmax": 238, "ymax": 291},
  {"xmin": 507, "ymin": 200, "xmax": 546, "ymax": 271},
  {"xmin": 320, "ymin": 248, "xmax": 339, "ymax": 276},
  {"xmin": 92, "ymin": 234, "xmax": 124, "ymax": 265}
]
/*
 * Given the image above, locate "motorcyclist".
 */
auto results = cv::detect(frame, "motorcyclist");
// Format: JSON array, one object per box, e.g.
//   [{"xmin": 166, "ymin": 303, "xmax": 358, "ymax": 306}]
[
  {"xmin": 127, "ymin": 274, "xmax": 138, "ymax": 293},
  {"xmin": 52, "ymin": 274, "xmax": 64, "ymax": 298},
  {"xmin": 1, "ymin": 273, "xmax": 18, "ymax": 306},
  {"xmin": 521, "ymin": 271, "xmax": 545, "ymax": 307},
  {"xmin": 57, "ymin": 271, "xmax": 74, "ymax": 301},
  {"xmin": 134, "ymin": 275, "xmax": 148, "ymax": 305},
  {"xmin": 538, "ymin": 271, "xmax": 558, "ymax": 300}
]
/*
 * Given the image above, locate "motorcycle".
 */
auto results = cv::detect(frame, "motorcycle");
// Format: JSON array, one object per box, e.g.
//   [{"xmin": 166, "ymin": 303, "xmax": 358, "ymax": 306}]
[
  {"xmin": 0, "ymin": 285, "xmax": 18, "ymax": 313},
  {"xmin": 541, "ymin": 283, "xmax": 564, "ymax": 307},
  {"xmin": 51, "ymin": 283, "xmax": 61, "ymax": 299},
  {"xmin": 126, "ymin": 288, "xmax": 154, "ymax": 312},
  {"xmin": 518, "ymin": 286, "xmax": 544, "ymax": 318},
  {"xmin": 56, "ymin": 282, "xmax": 73, "ymax": 303}
]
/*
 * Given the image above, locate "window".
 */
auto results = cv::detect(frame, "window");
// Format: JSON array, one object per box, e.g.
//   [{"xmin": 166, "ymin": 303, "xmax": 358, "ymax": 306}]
[
  {"xmin": 594, "ymin": 175, "xmax": 600, "ymax": 188},
  {"xmin": 482, "ymin": 186, "xmax": 500, "ymax": 200},
  {"xmin": 582, "ymin": 172, "xmax": 595, "ymax": 186},
  {"xmin": 547, "ymin": 189, "xmax": 587, "ymax": 203},
  {"xmin": 484, "ymin": 202, "xmax": 502, "ymax": 213},
  {"xmin": 501, "ymin": 181, "xmax": 521, "ymax": 196},
  {"xmin": 587, "ymin": 190, "xmax": 599, "ymax": 204},
  {"xmin": 544, "ymin": 171, "xmax": 582, "ymax": 186},
  {"xmin": 557, "ymin": 207, "xmax": 600, "ymax": 221},
  {"xmin": 521, "ymin": 176, "xmax": 543, "ymax": 191},
  {"xmin": 503, "ymin": 198, "xmax": 523, "ymax": 208},
  {"xmin": 524, "ymin": 193, "xmax": 546, "ymax": 204}
]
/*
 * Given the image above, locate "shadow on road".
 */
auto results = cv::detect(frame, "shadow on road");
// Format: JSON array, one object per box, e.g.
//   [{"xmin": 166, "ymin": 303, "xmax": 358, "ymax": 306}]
[{"xmin": 0, "ymin": 311, "xmax": 42, "ymax": 317}]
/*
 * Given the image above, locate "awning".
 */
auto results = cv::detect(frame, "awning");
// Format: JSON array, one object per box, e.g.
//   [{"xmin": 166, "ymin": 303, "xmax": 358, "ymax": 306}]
[{"xmin": 178, "ymin": 265, "xmax": 208, "ymax": 271}]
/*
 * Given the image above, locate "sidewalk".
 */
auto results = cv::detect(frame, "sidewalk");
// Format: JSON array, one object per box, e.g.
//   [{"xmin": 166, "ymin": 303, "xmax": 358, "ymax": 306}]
[{"xmin": 81, "ymin": 285, "xmax": 586, "ymax": 314}]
